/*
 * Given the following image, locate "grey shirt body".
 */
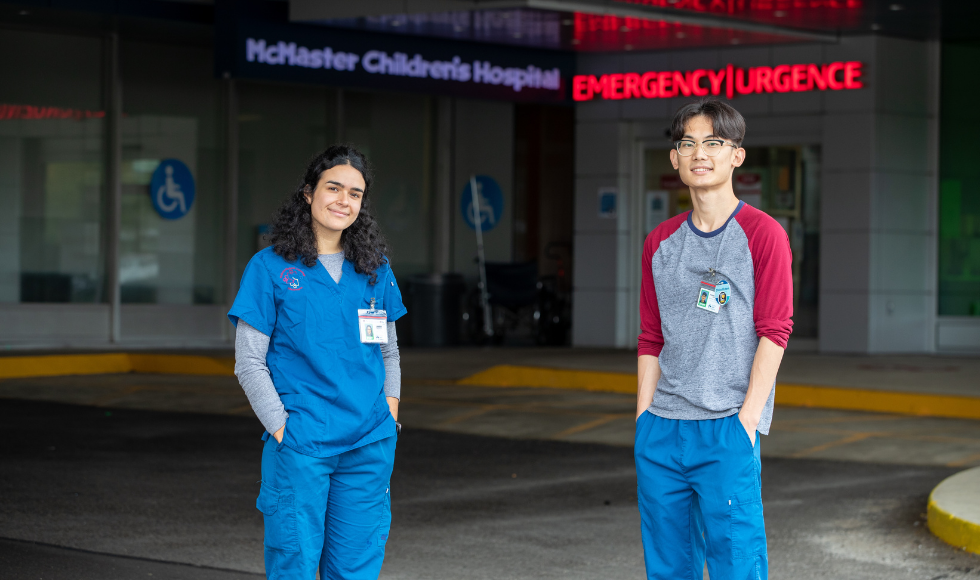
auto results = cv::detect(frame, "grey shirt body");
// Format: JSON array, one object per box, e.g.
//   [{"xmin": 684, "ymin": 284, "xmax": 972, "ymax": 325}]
[{"xmin": 234, "ymin": 251, "xmax": 401, "ymax": 434}]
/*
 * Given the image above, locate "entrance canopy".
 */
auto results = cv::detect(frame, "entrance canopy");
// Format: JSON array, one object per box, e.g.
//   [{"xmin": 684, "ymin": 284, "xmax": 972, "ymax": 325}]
[{"xmin": 288, "ymin": 0, "xmax": 975, "ymax": 53}]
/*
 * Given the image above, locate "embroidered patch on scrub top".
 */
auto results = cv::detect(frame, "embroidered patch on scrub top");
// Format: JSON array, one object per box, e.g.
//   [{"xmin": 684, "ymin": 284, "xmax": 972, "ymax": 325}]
[
  {"xmin": 358, "ymin": 309, "xmax": 388, "ymax": 343},
  {"xmin": 695, "ymin": 281, "xmax": 720, "ymax": 313}
]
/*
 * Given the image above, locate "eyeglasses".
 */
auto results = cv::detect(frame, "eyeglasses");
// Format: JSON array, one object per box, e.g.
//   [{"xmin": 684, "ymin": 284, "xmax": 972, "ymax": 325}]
[{"xmin": 675, "ymin": 139, "xmax": 737, "ymax": 157}]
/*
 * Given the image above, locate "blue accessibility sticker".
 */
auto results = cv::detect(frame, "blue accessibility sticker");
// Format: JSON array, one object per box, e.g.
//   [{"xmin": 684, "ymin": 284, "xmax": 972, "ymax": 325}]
[{"xmin": 150, "ymin": 159, "xmax": 196, "ymax": 220}]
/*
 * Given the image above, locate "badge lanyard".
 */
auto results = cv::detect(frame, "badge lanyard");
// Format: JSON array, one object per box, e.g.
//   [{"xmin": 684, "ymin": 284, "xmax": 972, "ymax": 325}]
[
  {"xmin": 695, "ymin": 227, "xmax": 734, "ymax": 314},
  {"xmin": 358, "ymin": 297, "xmax": 388, "ymax": 344}
]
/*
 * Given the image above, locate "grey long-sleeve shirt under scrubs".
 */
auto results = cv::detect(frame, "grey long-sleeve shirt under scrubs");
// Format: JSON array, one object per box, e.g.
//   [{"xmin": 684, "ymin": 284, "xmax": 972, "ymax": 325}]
[{"xmin": 234, "ymin": 251, "xmax": 401, "ymax": 434}]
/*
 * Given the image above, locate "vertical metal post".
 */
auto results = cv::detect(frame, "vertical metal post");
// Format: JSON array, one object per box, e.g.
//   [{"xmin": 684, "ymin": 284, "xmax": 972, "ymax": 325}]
[
  {"xmin": 104, "ymin": 32, "xmax": 122, "ymax": 343},
  {"xmin": 223, "ymin": 78, "xmax": 240, "ymax": 320},
  {"xmin": 470, "ymin": 176, "xmax": 493, "ymax": 338}
]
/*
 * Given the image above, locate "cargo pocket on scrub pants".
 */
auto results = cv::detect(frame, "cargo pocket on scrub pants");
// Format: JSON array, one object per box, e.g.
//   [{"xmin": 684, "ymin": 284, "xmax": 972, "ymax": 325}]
[
  {"xmin": 257, "ymin": 482, "xmax": 299, "ymax": 553},
  {"xmin": 730, "ymin": 489, "xmax": 766, "ymax": 560},
  {"xmin": 377, "ymin": 483, "xmax": 392, "ymax": 547}
]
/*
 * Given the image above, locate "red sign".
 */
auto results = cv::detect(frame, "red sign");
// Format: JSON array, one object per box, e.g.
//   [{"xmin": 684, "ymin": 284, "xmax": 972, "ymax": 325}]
[{"xmin": 572, "ymin": 62, "xmax": 863, "ymax": 101}]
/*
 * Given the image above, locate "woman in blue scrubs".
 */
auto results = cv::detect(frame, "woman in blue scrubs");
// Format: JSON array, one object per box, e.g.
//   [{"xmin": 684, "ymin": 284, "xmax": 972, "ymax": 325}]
[{"xmin": 229, "ymin": 145, "xmax": 406, "ymax": 579}]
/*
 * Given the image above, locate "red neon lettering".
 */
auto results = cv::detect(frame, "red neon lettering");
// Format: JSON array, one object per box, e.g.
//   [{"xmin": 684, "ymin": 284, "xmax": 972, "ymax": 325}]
[
  {"xmin": 808, "ymin": 65, "xmax": 827, "ymax": 90},
  {"xmin": 571, "ymin": 62, "xmax": 863, "ymax": 101},
  {"xmin": 624, "ymin": 73, "xmax": 642, "ymax": 98},
  {"xmin": 791, "ymin": 64, "xmax": 807, "ymax": 92},
  {"xmin": 605, "ymin": 73, "xmax": 625, "ymax": 99},
  {"xmin": 690, "ymin": 70, "xmax": 709, "ymax": 96},
  {"xmin": 755, "ymin": 67, "xmax": 773, "ymax": 93},
  {"xmin": 589, "ymin": 75, "xmax": 609, "ymax": 97},
  {"xmin": 572, "ymin": 75, "xmax": 592, "ymax": 101},
  {"xmin": 826, "ymin": 62, "xmax": 845, "ymax": 90},
  {"xmin": 640, "ymin": 72, "xmax": 658, "ymax": 98},
  {"xmin": 708, "ymin": 69, "xmax": 725, "ymax": 95},
  {"xmin": 735, "ymin": 68, "xmax": 755, "ymax": 95},
  {"xmin": 659, "ymin": 72, "xmax": 674, "ymax": 98},
  {"xmin": 673, "ymin": 71, "xmax": 692, "ymax": 97},
  {"xmin": 772, "ymin": 65, "xmax": 792, "ymax": 93},
  {"xmin": 0, "ymin": 103, "xmax": 105, "ymax": 120},
  {"xmin": 844, "ymin": 61, "xmax": 863, "ymax": 89},
  {"xmin": 726, "ymin": 63, "xmax": 734, "ymax": 99}
]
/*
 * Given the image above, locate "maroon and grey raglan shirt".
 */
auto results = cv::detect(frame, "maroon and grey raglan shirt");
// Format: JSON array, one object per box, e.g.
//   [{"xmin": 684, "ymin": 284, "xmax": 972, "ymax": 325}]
[{"xmin": 638, "ymin": 201, "xmax": 793, "ymax": 435}]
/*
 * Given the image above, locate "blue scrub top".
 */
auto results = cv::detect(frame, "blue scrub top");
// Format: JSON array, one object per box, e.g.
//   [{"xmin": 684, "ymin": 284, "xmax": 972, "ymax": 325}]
[{"xmin": 228, "ymin": 247, "xmax": 407, "ymax": 458}]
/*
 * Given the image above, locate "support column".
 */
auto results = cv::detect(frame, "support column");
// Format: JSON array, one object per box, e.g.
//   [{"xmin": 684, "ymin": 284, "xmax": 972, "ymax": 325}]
[
  {"xmin": 223, "ymin": 78, "xmax": 240, "ymax": 324},
  {"xmin": 104, "ymin": 32, "xmax": 122, "ymax": 343}
]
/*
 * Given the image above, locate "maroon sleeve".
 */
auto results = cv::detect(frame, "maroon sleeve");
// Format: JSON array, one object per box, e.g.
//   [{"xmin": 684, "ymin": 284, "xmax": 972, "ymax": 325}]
[
  {"xmin": 736, "ymin": 206, "xmax": 794, "ymax": 348},
  {"xmin": 638, "ymin": 216, "xmax": 686, "ymax": 357}
]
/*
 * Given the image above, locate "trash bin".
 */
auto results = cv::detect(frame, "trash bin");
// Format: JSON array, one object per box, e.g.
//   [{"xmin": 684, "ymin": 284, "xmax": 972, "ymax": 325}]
[{"xmin": 405, "ymin": 273, "xmax": 466, "ymax": 347}]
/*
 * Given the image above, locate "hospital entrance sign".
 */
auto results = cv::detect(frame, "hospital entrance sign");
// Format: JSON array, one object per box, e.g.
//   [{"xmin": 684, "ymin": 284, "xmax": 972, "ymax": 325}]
[{"xmin": 572, "ymin": 61, "xmax": 864, "ymax": 101}]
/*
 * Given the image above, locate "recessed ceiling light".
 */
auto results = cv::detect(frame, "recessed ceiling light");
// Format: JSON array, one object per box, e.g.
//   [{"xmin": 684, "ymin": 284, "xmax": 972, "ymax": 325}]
[{"xmin": 889, "ymin": 3, "xmax": 904, "ymax": 10}]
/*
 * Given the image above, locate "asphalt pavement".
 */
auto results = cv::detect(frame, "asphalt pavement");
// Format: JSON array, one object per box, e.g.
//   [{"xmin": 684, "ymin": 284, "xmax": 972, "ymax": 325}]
[{"xmin": 2, "ymin": 399, "xmax": 979, "ymax": 579}]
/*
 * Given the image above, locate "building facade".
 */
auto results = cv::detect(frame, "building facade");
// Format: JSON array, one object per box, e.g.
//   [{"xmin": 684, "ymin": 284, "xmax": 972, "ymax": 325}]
[{"xmin": 0, "ymin": 1, "xmax": 976, "ymax": 353}]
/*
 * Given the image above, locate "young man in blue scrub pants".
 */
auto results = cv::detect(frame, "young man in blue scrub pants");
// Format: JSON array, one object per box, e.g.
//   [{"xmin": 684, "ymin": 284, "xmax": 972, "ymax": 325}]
[{"xmin": 635, "ymin": 99, "xmax": 794, "ymax": 579}]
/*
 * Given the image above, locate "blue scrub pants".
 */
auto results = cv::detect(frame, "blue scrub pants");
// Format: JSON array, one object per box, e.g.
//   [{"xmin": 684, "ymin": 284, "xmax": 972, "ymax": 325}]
[
  {"xmin": 257, "ymin": 434, "xmax": 396, "ymax": 579},
  {"xmin": 634, "ymin": 412, "xmax": 768, "ymax": 580}
]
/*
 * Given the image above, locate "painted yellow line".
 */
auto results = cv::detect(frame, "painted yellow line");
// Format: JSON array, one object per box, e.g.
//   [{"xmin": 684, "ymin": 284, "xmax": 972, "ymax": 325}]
[
  {"xmin": 127, "ymin": 354, "xmax": 235, "ymax": 376},
  {"xmin": 928, "ymin": 470, "xmax": 980, "ymax": 555},
  {"xmin": 457, "ymin": 365, "xmax": 980, "ymax": 420},
  {"xmin": 0, "ymin": 354, "xmax": 235, "ymax": 379},
  {"xmin": 776, "ymin": 383, "xmax": 980, "ymax": 420}
]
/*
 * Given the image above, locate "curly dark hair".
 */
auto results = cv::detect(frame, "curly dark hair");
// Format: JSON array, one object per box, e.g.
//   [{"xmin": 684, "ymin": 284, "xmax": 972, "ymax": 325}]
[{"xmin": 268, "ymin": 144, "xmax": 388, "ymax": 284}]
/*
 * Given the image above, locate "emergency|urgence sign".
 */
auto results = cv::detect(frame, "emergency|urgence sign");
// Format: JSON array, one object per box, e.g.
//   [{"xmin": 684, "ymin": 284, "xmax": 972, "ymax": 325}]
[{"xmin": 572, "ymin": 62, "xmax": 863, "ymax": 101}]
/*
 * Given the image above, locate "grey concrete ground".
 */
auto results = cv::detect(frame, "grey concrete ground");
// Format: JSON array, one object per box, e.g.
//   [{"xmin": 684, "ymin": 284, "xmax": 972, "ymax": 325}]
[
  {"xmin": 1, "ymin": 399, "xmax": 979, "ymax": 580},
  {"xmin": 3, "ymin": 371, "xmax": 980, "ymax": 468},
  {"xmin": 1, "ymin": 347, "xmax": 980, "ymax": 578}
]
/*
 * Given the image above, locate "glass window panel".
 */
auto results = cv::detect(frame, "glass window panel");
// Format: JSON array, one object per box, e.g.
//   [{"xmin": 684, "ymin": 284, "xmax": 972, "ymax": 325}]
[
  {"xmin": 0, "ymin": 30, "xmax": 104, "ymax": 303},
  {"xmin": 939, "ymin": 43, "xmax": 980, "ymax": 316},
  {"xmin": 237, "ymin": 84, "xmax": 433, "ymax": 278},
  {"xmin": 237, "ymin": 81, "xmax": 335, "ymax": 272},
  {"xmin": 345, "ymin": 91, "xmax": 433, "ymax": 275},
  {"xmin": 120, "ymin": 40, "xmax": 224, "ymax": 304}
]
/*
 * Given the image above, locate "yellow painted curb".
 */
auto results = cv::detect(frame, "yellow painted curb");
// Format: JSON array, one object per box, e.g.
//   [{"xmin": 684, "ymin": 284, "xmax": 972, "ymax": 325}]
[
  {"xmin": 458, "ymin": 365, "xmax": 980, "ymax": 420},
  {"xmin": 928, "ymin": 479, "xmax": 980, "ymax": 555},
  {"xmin": 0, "ymin": 354, "xmax": 235, "ymax": 379}
]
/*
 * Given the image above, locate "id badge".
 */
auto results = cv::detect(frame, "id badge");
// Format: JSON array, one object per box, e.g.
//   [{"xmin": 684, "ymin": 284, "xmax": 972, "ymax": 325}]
[
  {"xmin": 358, "ymin": 309, "xmax": 388, "ymax": 343},
  {"xmin": 695, "ymin": 283, "xmax": 720, "ymax": 313}
]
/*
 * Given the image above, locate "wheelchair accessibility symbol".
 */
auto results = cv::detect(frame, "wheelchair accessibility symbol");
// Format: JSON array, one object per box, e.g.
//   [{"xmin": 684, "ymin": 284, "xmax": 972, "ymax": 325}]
[
  {"xmin": 150, "ymin": 159, "xmax": 196, "ymax": 220},
  {"xmin": 460, "ymin": 175, "xmax": 503, "ymax": 232}
]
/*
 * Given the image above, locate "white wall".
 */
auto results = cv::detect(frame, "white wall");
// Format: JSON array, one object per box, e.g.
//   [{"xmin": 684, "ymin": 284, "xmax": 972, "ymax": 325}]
[{"xmin": 572, "ymin": 35, "xmax": 943, "ymax": 353}]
